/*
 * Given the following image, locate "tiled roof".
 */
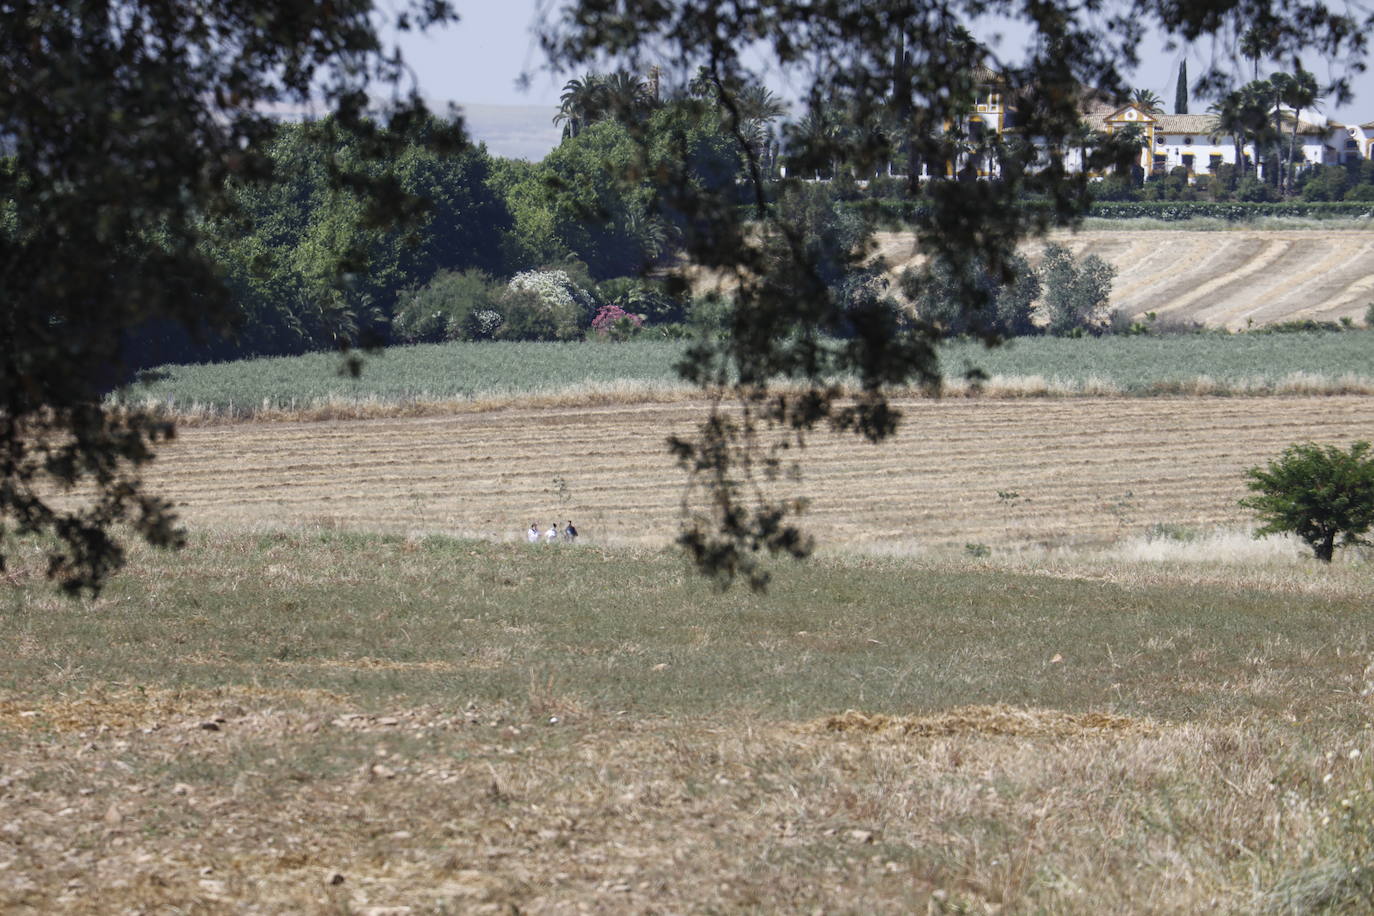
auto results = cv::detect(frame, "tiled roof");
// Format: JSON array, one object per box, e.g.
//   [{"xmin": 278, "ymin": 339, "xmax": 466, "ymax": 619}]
[
  {"xmin": 1275, "ymin": 112, "xmax": 1327, "ymax": 135},
  {"xmin": 1153, "ymin": 114, "xmax": 1219, "ymax": 134},
  {"xmin": 1081, "ymin": 101, "xmax": 1132, "ymax": 131}
]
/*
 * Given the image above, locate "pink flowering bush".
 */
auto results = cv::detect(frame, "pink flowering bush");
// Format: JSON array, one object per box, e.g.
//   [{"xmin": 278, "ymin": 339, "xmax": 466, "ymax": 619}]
[{"xmin": 590, "ymin": 304, "xmax": 644, "ymax": 341}]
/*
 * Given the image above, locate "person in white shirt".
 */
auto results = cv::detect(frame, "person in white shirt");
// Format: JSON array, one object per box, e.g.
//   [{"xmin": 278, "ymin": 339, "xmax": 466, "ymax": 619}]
[
  {"xmin": 545, "ymin": 523, "xmax": 559, "ymax": 543},
  {"xmin": 527, "ymin": 523, "xmax": 540, "ymax": 544}
]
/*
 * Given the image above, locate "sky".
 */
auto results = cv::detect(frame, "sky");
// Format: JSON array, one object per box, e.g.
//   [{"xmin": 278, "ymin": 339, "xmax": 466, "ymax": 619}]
[{"xmin": 402, "ymin": 1, "xmax": 1374, "ymax": 159}]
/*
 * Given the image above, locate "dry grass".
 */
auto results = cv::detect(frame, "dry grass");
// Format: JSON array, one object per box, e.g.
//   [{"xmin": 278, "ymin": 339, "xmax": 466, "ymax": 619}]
[
  {"xmin": 810, "ymin": 705, "xmax": 1155, "ymax": 738},
  {"xmin": 3, "ymin": 526, "xmax": 1373, "ymax": 913},
  {"xmin": 5, "ymin": 687, "xmax": 1370, "ymax": 914}
]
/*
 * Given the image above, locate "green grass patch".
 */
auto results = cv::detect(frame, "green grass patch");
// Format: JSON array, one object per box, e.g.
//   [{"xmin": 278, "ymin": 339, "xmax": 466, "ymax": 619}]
[
  {"xmin": 940, "ymin": 329, "xmax": 1374, "ymax": 393},
  {"xmin": 6, "ymin": 530, "xmax": 1370, "ymax": 725},
  {"xmin": 113, "ymin": 340, "xmax": 692, "ymax": 413},
  {"xmin": 113, "ymin": 330, "xmax": 1374, "ymax": 415}
]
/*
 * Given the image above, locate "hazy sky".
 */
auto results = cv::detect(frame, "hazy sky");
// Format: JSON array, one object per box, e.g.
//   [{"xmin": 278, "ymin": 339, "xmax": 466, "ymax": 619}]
[{"xmin": 400, "ymin": 1, "xmax": 1374, "ymax": 123}]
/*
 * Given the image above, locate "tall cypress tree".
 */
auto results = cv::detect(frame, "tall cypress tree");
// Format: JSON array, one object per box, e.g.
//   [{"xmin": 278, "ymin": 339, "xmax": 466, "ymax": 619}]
[{"xmin": 1175, "ymin": 61, "xmax": 1189, "ymax": 113}]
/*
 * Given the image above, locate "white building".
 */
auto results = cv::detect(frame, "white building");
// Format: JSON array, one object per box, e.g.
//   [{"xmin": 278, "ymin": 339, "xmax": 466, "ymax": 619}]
[{"xmin": 1339, "ymin": 120, "xmax": 1374, "ymax": 163}]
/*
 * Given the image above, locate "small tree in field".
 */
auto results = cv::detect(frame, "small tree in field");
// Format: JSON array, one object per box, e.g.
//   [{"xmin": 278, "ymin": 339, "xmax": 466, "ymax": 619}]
[{"xmin": 1241, "ymin": 441, "xmax": 1374, "ymax": 562}]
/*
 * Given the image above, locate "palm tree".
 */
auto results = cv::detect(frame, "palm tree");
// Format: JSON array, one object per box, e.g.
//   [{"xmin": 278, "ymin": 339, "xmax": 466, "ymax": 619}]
[
  {"xmin": 599, "ymin": 70, "xmax": 652, "ymax": 123},
  {"xmin": 1240, "ymin": 26, "xmax": 1269, "ymax": 81},
  {"xmin": 789, "ymin": 107, "xmax": 844, "ymax": 179},
  {"xmin": 736, "ymin": 84, "xmax": 787, "ymax": 124},
  {"xmin": 1279, "ymin": 68, "xmax": 1321, "ymax": 193},
  {"xmin": 1267, "ymin": 72, "xmax": 1293, "ymax": 189},
  {"xmin": 1242, "ymin": 78, "xmax": 1284, "ymax": 185},
  {"xmin": 553, "ymin": 73, "xmax": 605, "ymax": 139},
  {"xmin": 1210, "ymin": 90, "xmax": 1250, "ymax": 179},
  {"xmin": 1067, "ymin": 121, "xmax": 1100, "ymax": 174},
  {"xmin": 735, "ymin": 84, "xmax": 787, "ymax": 175},
  {"xmin": 1211, "ymin": 83, "xmax": 1274, "ymax": 180},
  {"xmin": 553, "ymin": 70, "xmax": 653, "ymax": 140},
  {"xmin": 1130, "ymin": 88, "xmax": 1164, "ymax": 115}
]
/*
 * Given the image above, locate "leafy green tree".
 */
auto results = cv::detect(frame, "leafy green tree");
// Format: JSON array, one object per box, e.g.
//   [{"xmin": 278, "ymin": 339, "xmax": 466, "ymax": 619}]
[
  {"xmin": 1039, "ymin": 244, "xmax": 1117, "ymax": 336},
  {"xmin": 1241, "ymin": 441, "xmax": 1374, "ymax": 562},
  {"xmin": 392, "ymin": 269, "xmax": 503, "ymax": 343},
  {"xmin": 904, "ymin": 252, "xmax": 1041, "ymax": 338},
  {"xmin": 1300, "ymin": 164, "xmax": 1350, "ymax": 201},
  {"xmin": 1175, "ymin": 61, "xmax": 1189, "ymax": 114},
  {"xmin": 539, "ymin": 120, "xmax": 656, "ymax": 279},
  {"xmin": 149, "ymin": 117, "xmax": 510, "ymax": 364},
  {"xmin": 1, "ymin": 0, "xmax": 459, "ymax": 592}
]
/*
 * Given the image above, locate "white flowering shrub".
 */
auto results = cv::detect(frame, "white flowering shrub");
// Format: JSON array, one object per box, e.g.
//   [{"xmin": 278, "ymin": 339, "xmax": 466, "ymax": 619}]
[
  {"xmin": 499, "ymin": 270, "xmax": 596, "ymax": 341},
  {"xmin": 507, "ymin": 270, "xmax": 596, "ymax": 315}
]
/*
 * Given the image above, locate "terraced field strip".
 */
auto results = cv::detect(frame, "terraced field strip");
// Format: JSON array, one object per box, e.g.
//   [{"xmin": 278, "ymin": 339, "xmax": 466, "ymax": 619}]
[
  {"xmin": 873, "ymin": 229, "xmax": 1374, "ymax": 329},
  {"xmin": 146, "ymin": 395, "xmax": 1374, "ymax": 550}
]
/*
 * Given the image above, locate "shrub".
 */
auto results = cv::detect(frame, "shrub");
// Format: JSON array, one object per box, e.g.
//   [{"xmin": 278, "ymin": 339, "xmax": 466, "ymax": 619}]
[
  {"xmin": 391, "ymin": 269, "xmax": 501, "ymax": 344},
  {"xmin": 1213, "ymin": 162, "xmax": 1237, "ymax": 194},
  {"xmin": 1039, "ymin": 244, "xmax": 1117, "ymax": 336},
  {"xmin": 1235, "ymin": 176, "xmax": 1274, "ymax": 202},
  {"xmin": 1252, "ymin": 319, "xmax": 1347, "ymax": 334},
  {"xmin": 496, "ymin": 269, "xmax": 597, "ymax": 341},
  {"xmin": 1301, "ymin": 165, "xmax": 1350, "ymax": 202},
  {"xmin": 1240, "ymin": 441, "xmax": 1374, "ymax": 562},
  {"xmin": 595, "ymin": 277, "xmax": 686, "ymax": 324},
  {"xmin": 1084, "ymin": 200, "xmax": 1374, "ymax": 220},
  {"xmin": 1345, "ymin": 184, "xmax": 1374, "ymax": 202},
  {"xmin": 687, "ymin": 294, "xmax": 734, "ymax": 339},
  {"xmin": 589, "ymin": 304, "xmax": 644, "ymax": 341},
  {"xmin": 903, "ymin": 251, "xmax": 1040, "ymax": 339},
  {"xmin": 1090, "ymin": 175, "xmax": 1138, "ymax": 202}
]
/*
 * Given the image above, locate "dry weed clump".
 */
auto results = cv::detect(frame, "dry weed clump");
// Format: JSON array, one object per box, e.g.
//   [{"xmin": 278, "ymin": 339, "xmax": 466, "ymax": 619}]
[
  {"xmin": 0, "ymin": 685, "xmax": 345, "ymax": 733},
  {"xmin": 812, "ymin": 704, "xmax": 1154, "ymax": 738}
]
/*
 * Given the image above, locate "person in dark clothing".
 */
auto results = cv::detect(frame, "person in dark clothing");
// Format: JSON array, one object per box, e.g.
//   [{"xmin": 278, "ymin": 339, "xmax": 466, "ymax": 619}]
[{"xmin": 563, "ymin": 521, "xmax": 578, "ymax": 543}]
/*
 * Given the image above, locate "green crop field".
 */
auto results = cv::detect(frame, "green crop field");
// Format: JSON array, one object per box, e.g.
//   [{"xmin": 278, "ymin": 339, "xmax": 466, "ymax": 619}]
[{"xmin": 114, "ymin": 330, "xmax": 1374, "ymax": 418}]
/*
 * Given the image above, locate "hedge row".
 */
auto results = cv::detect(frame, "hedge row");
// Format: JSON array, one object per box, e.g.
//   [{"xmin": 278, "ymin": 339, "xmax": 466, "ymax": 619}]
[
  {"xmin": 1082, "ymin": 201, "xmax": 1374, "ymax": 221},
  {"xmin": 794, "ymin": 198, "xmax": 1374, "ymax": 225}
]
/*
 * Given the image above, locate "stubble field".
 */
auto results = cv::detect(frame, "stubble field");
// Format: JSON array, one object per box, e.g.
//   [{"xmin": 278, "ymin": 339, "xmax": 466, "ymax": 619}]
[
  {"xmin": 146, "ymin": 394, "xmax": 1374, "ymax": 554},
  {"xmin": 875, "ymin": 227, "xmax": 1374, "ymax": 329}
]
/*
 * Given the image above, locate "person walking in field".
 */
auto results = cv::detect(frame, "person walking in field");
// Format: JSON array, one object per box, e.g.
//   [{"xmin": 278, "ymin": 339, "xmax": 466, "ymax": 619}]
[
  {"xmin": 527, "ymin": 522, "xmax": 540, "ymax": 544},
  {"xmin": 545, "ymin": 523, "xmax": 559, "ymax": 543},
  {"xmin": 563, "ymin": 520, "xmax": 578, "ymax": 543}
]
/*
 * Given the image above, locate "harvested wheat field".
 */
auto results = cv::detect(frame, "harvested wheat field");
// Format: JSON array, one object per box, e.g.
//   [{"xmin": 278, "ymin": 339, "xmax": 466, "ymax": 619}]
[
  {"xmin": 873, "ymin": 228, "xmax": 1374, "ymax": 329},
  {"xmin": 147, "ymin": 394, "xmax": 1374, "ymax": 551}
]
